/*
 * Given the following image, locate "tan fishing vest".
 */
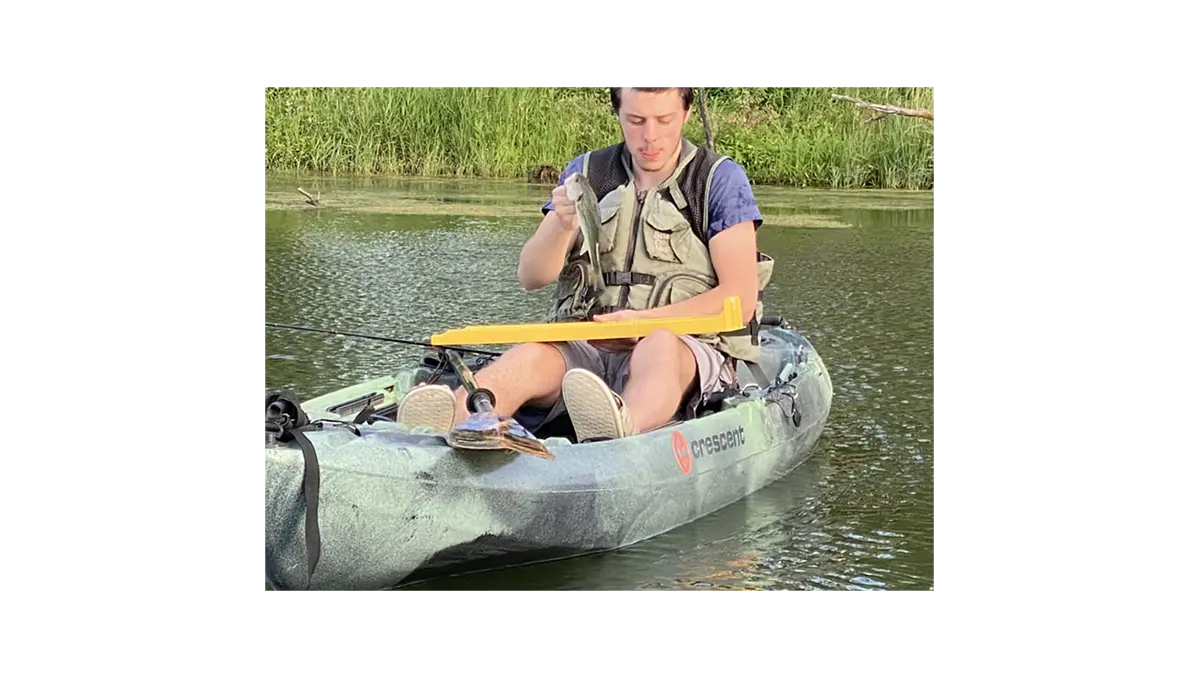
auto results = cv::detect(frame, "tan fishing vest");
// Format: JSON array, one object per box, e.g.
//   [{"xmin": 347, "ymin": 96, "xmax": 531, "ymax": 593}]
[{"xmin": 548, "ymin": 139, "xmax": 774, "ymax": 364}]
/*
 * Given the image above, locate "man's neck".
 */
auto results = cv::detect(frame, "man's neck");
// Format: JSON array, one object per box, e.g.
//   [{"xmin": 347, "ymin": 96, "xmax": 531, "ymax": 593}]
[{"xmin": 631, "ymin": 141, "xmax": 683, "ymax": 192}]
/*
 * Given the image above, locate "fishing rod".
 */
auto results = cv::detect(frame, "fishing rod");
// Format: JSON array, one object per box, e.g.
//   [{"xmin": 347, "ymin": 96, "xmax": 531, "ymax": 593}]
[
  {"xmin": 265, "ymin": 322, "xmax": 502, "ymax": 356},
  {"xmin": 267, "ymin": 321, "xmax": 502, "ymax": 416}
]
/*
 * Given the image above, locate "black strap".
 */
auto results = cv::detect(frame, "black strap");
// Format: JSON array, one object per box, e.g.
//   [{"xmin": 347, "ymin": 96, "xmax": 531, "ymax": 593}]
[
  {"xmin": 291, "ymin": 427, "xmax": 322, "ymax": 589},
  {"xmin": 266, "ymin": 390, "xmax": 362, "ymax": 591},
  {"xmin": 731, "ymin": 358, "xmax": 772, "ymax": 391},
  {"xmin": 745, "ymin": 361, "xmax": 771, "ymax": 388},
  {"xmin": 352, "ymin": 402, "xmax": 375, "ymax": 425},
  {"xmin": 720, "ymin": 315, "xmax": 760, "ymax": 345},
  {"xmin": 603, "ymin": 271, "xmax": 656, "ymax": 286}
]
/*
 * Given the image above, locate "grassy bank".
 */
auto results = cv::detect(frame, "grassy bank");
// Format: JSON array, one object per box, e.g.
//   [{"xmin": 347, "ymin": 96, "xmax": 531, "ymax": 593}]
[{"xmin": 265, "ymin": 87, "xmax": 933, "ymax": 189}]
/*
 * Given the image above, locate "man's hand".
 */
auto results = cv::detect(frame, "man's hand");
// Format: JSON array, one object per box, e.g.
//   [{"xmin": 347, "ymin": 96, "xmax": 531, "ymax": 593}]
[
  {"xmin": 518, "ymin": 176, "xmax": 583, "ymax": 290},
  {"xmin": 549, "ymin": 180, "xmax": 580, "ymax": 234},
  {"xmin": 588, "ymin": 308, "xmax": 642, "ymax": 352},
  {"xmin": 593, "ymin": 309, "xmax": 641, "ymax": 323}
]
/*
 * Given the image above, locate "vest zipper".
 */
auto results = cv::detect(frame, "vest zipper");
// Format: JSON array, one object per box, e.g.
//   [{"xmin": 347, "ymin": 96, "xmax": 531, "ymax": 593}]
[{"xmin": 619, "ymin": 190, "xmax": 647, "ymax": 309}]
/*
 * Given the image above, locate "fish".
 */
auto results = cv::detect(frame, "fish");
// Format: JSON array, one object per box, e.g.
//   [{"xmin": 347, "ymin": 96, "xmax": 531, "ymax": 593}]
[{"xmin": 563, "ymin": 172, "xmax": 606, "ymax": 295}]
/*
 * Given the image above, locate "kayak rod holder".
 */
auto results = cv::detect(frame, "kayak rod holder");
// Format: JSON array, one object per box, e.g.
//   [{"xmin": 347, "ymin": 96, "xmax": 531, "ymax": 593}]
[{"xmin": 440, "ymin": 348, "xmax": 496, "ymax": 415}]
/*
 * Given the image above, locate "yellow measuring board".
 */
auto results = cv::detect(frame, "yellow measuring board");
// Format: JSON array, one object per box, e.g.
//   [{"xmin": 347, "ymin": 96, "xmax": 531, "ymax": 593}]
[{"xmin": 430, "ymin": 296, "xmax": 745, "ymax": 346}]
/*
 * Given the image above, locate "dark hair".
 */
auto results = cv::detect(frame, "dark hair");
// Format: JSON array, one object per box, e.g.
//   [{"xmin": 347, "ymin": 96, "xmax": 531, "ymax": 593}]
[{"xmin": 608, "ymin": 88, "xmax": 694, "ymax": 114}]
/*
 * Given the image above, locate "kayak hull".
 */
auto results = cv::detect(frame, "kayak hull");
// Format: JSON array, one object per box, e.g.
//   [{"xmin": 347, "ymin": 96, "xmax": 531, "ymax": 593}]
[{"xmin": 265, "ymin": 327, "xmax": 833, "ymax": 590}]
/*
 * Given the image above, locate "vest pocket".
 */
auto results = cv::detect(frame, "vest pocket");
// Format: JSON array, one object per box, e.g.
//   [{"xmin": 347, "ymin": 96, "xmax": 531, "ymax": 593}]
[
  {"xmin": 650, "ymin": 272, "xmax": 717, "ymax": 308},
  {"xmin": 643, "ymin": 205, "xmax": 692, "ymax": 264},
  {"xmin": 551, "ymin": 259, "xmax": 594, "ymax": 321}
]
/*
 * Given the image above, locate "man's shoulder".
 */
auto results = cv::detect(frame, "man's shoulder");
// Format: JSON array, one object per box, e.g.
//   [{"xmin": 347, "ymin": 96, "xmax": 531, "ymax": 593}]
[
  {"xmin": 563, "ymin": 153, "xmax": 586, "ymax": 177},
  {"xmin": 551, "ymin": 153, "xmax": 589, "ymax": 189},
  {"xmin": 703, "ymin": 156, "xmax": 762, "ymax": 239},
  {"xmin": 541, "ymin": 153, "xmax": 596, "ymax": 214},
  {"xmin": 707, "ymin": 156, "xmax": 758, "ymax": 206},
  {"xmin": 708, "ymin": 156, "xmax": 752, "ymax": 188}
]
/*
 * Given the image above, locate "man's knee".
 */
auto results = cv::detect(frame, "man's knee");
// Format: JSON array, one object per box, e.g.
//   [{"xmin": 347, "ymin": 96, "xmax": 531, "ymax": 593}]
[
  {"xmin": 630, "ymin": 330, "xmax": 698, "ymax": 381},
  {"xmin": 472, "ymin": 342, "xmax": 568, "ymax": 392},
  {"xmin": 463, "ymin": 342, "xmax": 570, "ymax": 411},
  {"xmin": 633, "ymin": 329, "xmax": 691, "ymax": 361}
]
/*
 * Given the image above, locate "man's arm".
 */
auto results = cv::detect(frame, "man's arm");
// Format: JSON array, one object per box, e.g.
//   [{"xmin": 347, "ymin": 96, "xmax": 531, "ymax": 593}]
[
  {"xmin": 518, "ymin": 206, "xmax": 579, "ymax": 291},
  {"xmin": 518, "ymin": 158, "xmax": 585, "ymax": 291}
]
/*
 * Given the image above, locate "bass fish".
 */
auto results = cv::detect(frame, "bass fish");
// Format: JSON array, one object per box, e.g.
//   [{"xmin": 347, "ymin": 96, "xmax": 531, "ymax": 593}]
[{"xmin": 563, "ymin": 172, "xmax": 606, "ymax": 295}]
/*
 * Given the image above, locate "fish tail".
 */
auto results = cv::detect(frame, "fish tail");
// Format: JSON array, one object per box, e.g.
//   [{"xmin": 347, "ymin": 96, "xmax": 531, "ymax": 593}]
[{"xmin": 590, "ymin": 261, "xmax": 605, "ymax": 292}]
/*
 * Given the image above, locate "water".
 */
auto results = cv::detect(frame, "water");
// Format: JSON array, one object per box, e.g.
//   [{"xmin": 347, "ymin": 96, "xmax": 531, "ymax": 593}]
[{"xmin": 265, "ymin": 174, "xmax": 934, "ymax": 590}]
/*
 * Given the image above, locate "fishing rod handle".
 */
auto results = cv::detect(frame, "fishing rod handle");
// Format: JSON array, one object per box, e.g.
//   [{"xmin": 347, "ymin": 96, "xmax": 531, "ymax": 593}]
[{"xmin": 443, "ymin": 348, "xmax": 496, "ymax": 414}]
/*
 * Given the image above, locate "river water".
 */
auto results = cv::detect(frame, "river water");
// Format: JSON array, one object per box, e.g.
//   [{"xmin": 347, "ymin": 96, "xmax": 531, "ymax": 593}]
[{"xmin": 265, "ymin": 174, "xmax": 934, "ymax": 590}]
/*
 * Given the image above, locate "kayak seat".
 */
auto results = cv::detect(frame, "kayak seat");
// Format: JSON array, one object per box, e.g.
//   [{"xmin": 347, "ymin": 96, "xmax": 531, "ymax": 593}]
[{"xmin": 514, "ymin": 407, "xmax": 576, "ymax": 440}]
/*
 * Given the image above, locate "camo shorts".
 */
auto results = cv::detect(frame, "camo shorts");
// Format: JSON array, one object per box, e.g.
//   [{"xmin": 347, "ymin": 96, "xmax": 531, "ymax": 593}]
[{"xmin": 541, "ymin": 334, "xmax": 737, "ymax": 422}]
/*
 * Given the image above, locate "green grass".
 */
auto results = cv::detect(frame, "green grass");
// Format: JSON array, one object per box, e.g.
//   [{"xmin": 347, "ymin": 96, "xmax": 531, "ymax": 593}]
[{"xmin": 265, "ymin": 87, "xmax": 933, "ymax": 189}]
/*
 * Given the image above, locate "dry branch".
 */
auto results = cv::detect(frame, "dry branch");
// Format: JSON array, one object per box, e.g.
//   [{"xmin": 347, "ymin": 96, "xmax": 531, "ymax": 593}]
[
  {"xmin": 297, "ymin": 187, "xmax": 320, "ymax": 207},
  {"xmin": 697, "ymin": 88, "xmax": 716, "ymax": 150},
  {"xmin": 832, "ymin": 93, "xmax": 933, "ymax": 122}
]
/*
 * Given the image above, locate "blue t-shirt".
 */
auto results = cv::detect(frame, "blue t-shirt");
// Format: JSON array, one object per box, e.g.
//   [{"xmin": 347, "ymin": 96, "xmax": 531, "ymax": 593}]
[{"xmin": 540, "ymin": 151, "xmax": 763, "ymax": 241}]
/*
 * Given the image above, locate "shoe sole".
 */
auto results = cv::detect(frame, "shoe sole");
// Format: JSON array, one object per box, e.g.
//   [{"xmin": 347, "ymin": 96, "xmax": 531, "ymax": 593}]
[
  {"xmin": 561, "ymin": 369, "xmax": 626, "ymax": 442},
  {"xmin": 396, "ymin": 385, "xmax": 456, "ymax": 433}
]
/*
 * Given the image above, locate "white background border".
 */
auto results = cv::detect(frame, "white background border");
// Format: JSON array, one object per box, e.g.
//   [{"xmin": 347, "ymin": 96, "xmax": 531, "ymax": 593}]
[{"xmin": 5, "ymin": 0, "xmax": 1189, "ymax": 673}]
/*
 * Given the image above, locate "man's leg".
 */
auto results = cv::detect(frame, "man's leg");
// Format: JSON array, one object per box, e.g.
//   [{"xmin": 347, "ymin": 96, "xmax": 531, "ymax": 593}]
[
  {"xmin": 562, "ymin": 330, "xmax": 733, "ymax": 440},
  {"xmin": 397, "ymin": 341, "xmax": 604, "ymax": 432},
  {"xmin": 447, "ymin": 342, "xmax": 568, "ymax": 422},
  {"xmin": 618, "ymin": 330, "xmax": 700, "ymax": 433}
]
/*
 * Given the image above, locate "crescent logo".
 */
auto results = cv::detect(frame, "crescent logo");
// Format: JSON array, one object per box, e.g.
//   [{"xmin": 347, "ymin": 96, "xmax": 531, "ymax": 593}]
[{"xmin": 672, "ymin": 431, "xmax": 692, "ymax": 475}]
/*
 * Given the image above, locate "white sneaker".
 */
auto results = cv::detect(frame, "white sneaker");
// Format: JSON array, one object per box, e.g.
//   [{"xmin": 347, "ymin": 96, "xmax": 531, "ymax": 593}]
[
  {"xmin": 561, "ymin": 368, "xmax": 634, "ymax": 441},
  {"xmin": 396, "ymin": 383, "xmax": 457, "ymax": 433}
]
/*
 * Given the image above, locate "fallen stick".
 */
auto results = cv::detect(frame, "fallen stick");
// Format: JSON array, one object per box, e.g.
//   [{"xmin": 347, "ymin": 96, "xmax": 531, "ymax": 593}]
[
  {"xmin": 697, "ymin": 88, "xmax": 716, "ymax": 151},
  {"xmin": 832, "ymin": 93, "xmax": 933, "ymax": 122},
  {"xmin": 297, "ymin": 187, "xmax": 320, "ymax": 207}
]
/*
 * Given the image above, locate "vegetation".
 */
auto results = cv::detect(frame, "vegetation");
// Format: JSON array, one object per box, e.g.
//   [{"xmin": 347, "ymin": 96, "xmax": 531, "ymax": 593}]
[{"xmin": 265, "ymin": 87, "xmax": 933, "ymax": 189}]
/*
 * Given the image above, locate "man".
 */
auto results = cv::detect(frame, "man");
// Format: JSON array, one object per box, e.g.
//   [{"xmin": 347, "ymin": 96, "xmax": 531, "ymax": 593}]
[{"xmin": 397, "ymin": 87, "xmax": 773, "ymax": 441}]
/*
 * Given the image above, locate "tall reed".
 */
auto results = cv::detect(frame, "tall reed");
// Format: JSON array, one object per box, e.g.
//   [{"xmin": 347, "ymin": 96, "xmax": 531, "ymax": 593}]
[{"xmin": 266, "ymin": 87, "xmax": 933, "ymax": 189}]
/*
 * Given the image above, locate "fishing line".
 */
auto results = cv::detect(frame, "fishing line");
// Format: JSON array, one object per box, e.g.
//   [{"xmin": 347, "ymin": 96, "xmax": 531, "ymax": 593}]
[{"xmin": 265, "ymin": 322, "xmax": 502, "ymax": 356}]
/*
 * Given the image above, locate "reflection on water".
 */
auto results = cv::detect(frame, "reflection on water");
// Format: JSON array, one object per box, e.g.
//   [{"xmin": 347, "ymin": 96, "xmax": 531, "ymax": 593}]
[{"xmin": 266, "ymin": 174, "xmax": 933, "ymax": 590}]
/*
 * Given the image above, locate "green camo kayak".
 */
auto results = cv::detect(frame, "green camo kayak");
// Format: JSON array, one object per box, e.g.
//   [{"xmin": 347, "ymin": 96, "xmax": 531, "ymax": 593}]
[{"xmin": 265, "ymin": 321, "xmax": 833, "ymax": 590}]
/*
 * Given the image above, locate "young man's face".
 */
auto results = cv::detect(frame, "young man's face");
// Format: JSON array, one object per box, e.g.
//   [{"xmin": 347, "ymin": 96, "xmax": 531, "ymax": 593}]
[{"xmin": 616, "ymin": 88, "xmax": 691, "ymax": 174}]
